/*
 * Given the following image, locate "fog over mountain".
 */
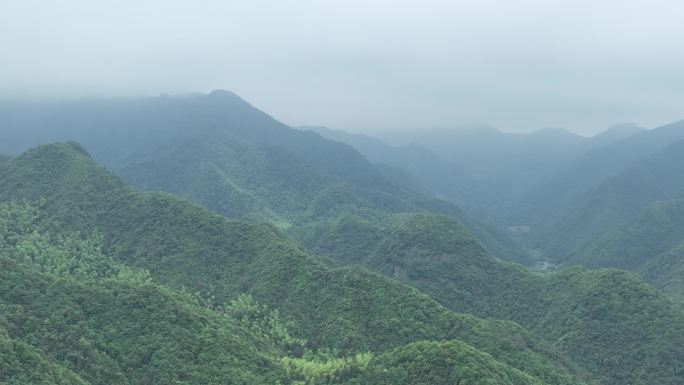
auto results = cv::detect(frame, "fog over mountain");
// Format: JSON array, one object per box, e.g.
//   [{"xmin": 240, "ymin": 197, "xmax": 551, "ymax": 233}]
[
  {"xmin": 3, "ymin": 2, "xmax": 684, "ymax": 385},
  {"xmin": 2, "ymin": 0, "xmax": 684, "ymax": 134}
]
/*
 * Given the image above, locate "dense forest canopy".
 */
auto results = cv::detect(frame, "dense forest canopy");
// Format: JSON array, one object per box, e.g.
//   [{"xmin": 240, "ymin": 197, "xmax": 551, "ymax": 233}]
[{"xmin": 1, "ymin": 92, "xmax": 684, "ymax": 385}]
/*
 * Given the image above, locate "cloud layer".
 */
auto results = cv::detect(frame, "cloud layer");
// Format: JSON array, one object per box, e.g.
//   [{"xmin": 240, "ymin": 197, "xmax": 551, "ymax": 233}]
[{"xmin": 2, "ymin": 0, "xmax": 683, "ymax": 134}]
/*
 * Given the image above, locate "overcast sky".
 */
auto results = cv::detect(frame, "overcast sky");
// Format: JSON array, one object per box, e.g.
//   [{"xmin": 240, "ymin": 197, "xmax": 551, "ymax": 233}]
[{"xmin": 1, "ymin": 0, "xmax": 683, "ymax": 135}]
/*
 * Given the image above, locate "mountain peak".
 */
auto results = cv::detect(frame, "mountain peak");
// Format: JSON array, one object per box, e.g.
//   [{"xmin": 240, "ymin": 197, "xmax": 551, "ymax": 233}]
[
  {"xmin": 591, "ymin": 122, "xmax": 645, "ymax": 144},
  {"xmin": 23, "ymin": 141, "xmax": 93, "ymax": 161},
  {"xmin": 207, "ymin": 89, "xmax": 248, "ymax": 103},
  {"xmin": 0, "ymin": 141, "xmax": 124, "ymax": 205}
]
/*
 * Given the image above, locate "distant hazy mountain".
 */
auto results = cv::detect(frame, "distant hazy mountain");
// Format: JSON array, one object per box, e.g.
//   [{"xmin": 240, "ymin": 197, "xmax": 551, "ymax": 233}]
[
  {"xmin": 298, "ymin": 126, "xmax": 490, "ymax": 209},
  {"xmin": 0, "ymin": 91, "xmax": 530, "ymax": 264},
  {"xmin": 524, "ymin": 121, "xmax": 682, "ymax": 217},
  {"xmin": 539, "ymin": 140, "xmax": 684, "ymax": 301},
  {"xmin": 382, "ymin": 125, "xmax": 588, "ymax": 182},
  {"xmin": 563, "ymin": 120, "xmax": 683, "ymax": 188},
  {"xmin": 298, "ymin": 125, "xmax": 533, "ymax": 263},
  {"xmin": 522, "ymin": 121, "xmax": 684, "ymax": 257},
  {"xmin": 590, "ymin": 122, "xmax": 646, "ymax": 147},
  {"xmin": 377, "ymin": 124, "xmax": 644, "ymax": 221},
  {"xmin": 0, "ymin": 91, "xmax": 433, "ymax": 218}
]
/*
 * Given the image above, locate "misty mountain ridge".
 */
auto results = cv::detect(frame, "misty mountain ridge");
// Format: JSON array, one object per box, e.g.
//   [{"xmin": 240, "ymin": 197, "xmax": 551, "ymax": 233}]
[
  {"xmin": 4, "ymin": 0, "xmax": 684, "ymax": 383},
  {"xmin": 0, "ymin": 90, "xmax": 528, "ymax": 264},
  {"xmin": 2, "ymin": 90, "xmax": 684, "ymax": 385}
]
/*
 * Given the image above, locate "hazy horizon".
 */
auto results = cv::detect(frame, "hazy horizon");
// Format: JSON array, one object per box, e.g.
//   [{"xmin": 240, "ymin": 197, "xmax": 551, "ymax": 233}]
[{"xmin": 2, "ymin": 0, "xmax": 683, "ymax": 135}]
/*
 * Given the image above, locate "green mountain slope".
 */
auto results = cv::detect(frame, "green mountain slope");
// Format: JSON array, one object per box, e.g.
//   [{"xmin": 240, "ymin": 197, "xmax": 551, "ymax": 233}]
[
  {"xmin": 519, "ymin": 121, "xmax": 684, "ymax": 253},
  {"xmin": 534, "ymin": 139, "xmax": 684, "ymax": 259},
  {"xmin": 0, "ymin": 326, "xmax": 87, "ymax": 385},
  {"xmin": 579, "ymin": 199, "xmax": 684, "ymax": 303},
  {"xmin": 0, "ymin": 258, "xmax": 287, "ymax": 384},
  {"xmin": 521, "ymin": 267, "xmax": 684, "ymax": 385},
  {"xmin": 0, "ymin": 142, "xmax": 588, "ymax": 385},
  {"xmin": 532, "ymin": 120, "xmax": 684, "ymax": 207},
  {"xmin": 299, "ymin": 125, "xmax": 490, "ymax": 209},
  {"xmin": 3, "ymin": 140, "xmax": 683, "ymax": 384},
  {"xmin": 1, "ymin": 258, "xmax": 586, "ymax": 385},
  {"xmin": 0, "ymin": 198, "xmax": 591, "ymax": 385},
  {"xmin": 348, "ymin": 340, "xmax": 544, "ymax": 385},
  {"xmin": 299, "ymin": 125, "xmax": 532, "ymax": 264},
  {"xmin": 0, "ymin": 92, "xmax": 527, "ymax": 264},
  {"xmin": 10, "ymin": 140, "xmax": 667, "ymax": 385},
  {"xmin": 294, "ymin": 213, "xmax": 538, "ymax": 315},
  {"xmin": 0, "ymin": 92, "xmax": 421, "ymax": 220},
  {"xmin": 381, "ymin": 125, "xmax": 598, "ymax": 212},
  {"xmin": 294, "ymin": 210, "xmax": 684, "ymax": 385}
]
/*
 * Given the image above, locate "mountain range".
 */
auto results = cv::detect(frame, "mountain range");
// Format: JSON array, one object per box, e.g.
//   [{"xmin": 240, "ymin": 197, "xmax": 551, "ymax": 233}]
[{"xmin": 1, "ymin": 91, "xmax": 684, "ymax": 384}]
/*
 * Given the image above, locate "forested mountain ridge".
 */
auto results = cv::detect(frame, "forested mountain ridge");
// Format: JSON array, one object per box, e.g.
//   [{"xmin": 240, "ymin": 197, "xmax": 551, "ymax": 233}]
[
  {"xmin": 297, "ymin": 126, "xmax": 536, "ymax": 263},
  {"xmin": 0, "ymin": 91, "xmax": 527, "ymax": 264},
  {"xmin": 1, "ymin": 92, "xmax": 683, "ymax": 385},
  {"xmin": 291, "ymin": 210, "xmax": 684, "ymax": 385},
  {"xmin": 521, "ymin": 120, "xmax": 684, "ymax": 246},
  {"xmin": 0, "ymin": 203, "xmax": 554, "ymax": 385},
  {"xmin": 298, "ymin": 125, "xmax": 490, "ymax": 209},
  {"xmin": 376, "ymin": 124, "xmax": 643, "ymax": 212},
  {"xmin": 2, "ymin": 142, "xmax": 684, "ymax": 384},
  {"xmin": 579, "ymin": 198, "xmax": 684, "ymax": 303},
  {"xmin": 0, "ymin": 91, "xmax": 430, "ymax": 217},
  {"xmin": 0, "ymin": 142, "xmax": 590, "ymax": 385},
  {"xmin": 541, "ymin": 139, "xmax": 684, "ymax": 260},
  {"xmin": 589, "ymin": 123, "xmax": 645, "ymax": 147},
  {"xmin": 534, "ymin": 120, "xmax": 684, "ymax": 200}
]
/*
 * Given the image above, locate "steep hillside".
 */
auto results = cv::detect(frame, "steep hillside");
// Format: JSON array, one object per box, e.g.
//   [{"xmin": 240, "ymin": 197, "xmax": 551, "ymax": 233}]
[
  {"xmin": 1, "ymin": 213, "xmax": 559, "ymax": 385},
  {"xmin": 533, "ymin": 139, "xmax": 684, "ymax": 259},
  {"xmin": 0, "ymin": 142, "xmax": 587, "ymax": 384},
  {"xmin": 539, "ymin": 120, "xmax": 684, "ymax": 197},
  {"xmin": 0, "ymin": 326, "xmax": 86, "ymax": 385},
  {"xmin": 579, "ymin": 199, "xmax": 684, "ymax": 302},
  {"xmin": 299, "ymin": 125, "xmax": 532, "ymax": 264},
  {"xmin": 0, "ymin": 92, "xmax": 419, "ymax": 218},
  {"xmin": 521, "ymin": 120, "xmax": 684, "ymax": 245},
  {"xmin": 520, "ymin": 268, "xmax": 684, "ymax": 385},
  {"xmin": 299, "ymin": 126, "xmax": 489, "ymax": 208},
  {"xmin": 0, "ymin": 258, "xmax": 288, "ymax": 384},
  {"xmin": 3, "ymin": 141, "xmax": 684, "ymax": 385},
  {"xmin": 381, "ymin": 126, "xmax": 594, "ymax": 207},
  {"xmin": 294, "ymin": 213, "xmax": 538, "ymax": 316},
  {"xmin": 0, "ymin": 92, "xmax": 528, "ymax": 263},
  {"xmin": 293, "ymin": 210, "xmax": 684, "ymax": 385},
  {"xmin": 348, "ymin": 340, "xmax": 545, "ymax": 385},
  {"xmin": 374, "ymin": 123, "xmax": 643, "ymax": 230}
]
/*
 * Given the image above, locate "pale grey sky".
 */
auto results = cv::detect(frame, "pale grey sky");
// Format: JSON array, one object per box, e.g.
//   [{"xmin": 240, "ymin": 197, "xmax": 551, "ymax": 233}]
[{"xmin": 1, "ymin": 0, "xmax": 683, "ymax": 134}]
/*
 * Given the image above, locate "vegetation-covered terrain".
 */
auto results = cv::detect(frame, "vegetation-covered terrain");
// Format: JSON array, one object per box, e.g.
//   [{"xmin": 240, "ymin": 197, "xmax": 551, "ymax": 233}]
[
  {"xmin": 1, "ymin": 92, "xmax": 684, "ymax": 384},
  {"xmin": 578, "ymin": 199, "xmax": 684, "ymax": 303},
  {"xmin": 0, "ymin": 142, "xmax": 591, "ymax": 384},
  {"xmin": 312, "ymin": 118, "xmax": 684, "ymax": 308},
  {"xmin": 293, "ymin": 210, "xmax": 684, "ymax": 385},
  {"xmin": 529, "ymin": 137, "xmax": 684, "ymax": 260},
  {"xmin": 0, "ymin": 92, "xmax": 527, "ymax": 264}
]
